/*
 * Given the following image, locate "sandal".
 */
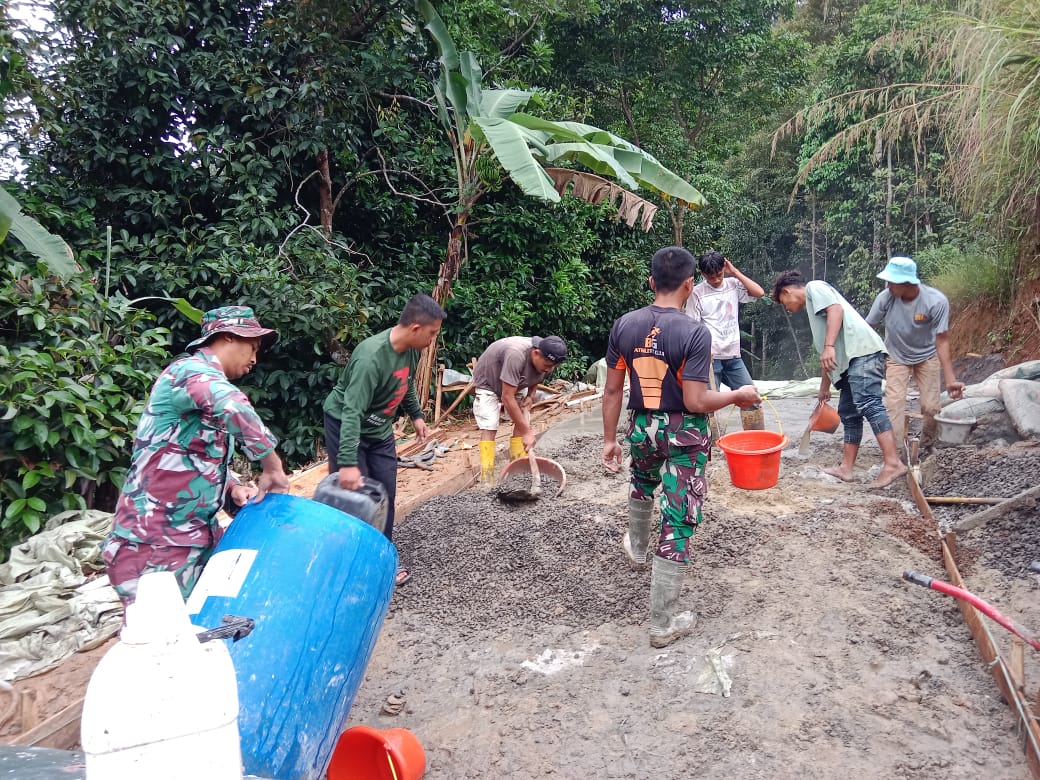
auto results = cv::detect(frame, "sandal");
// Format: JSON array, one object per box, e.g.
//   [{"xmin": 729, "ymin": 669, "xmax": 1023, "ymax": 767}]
[{"xmin": 395, "ymin": 566, "xmax": 411, "ymax": 586}]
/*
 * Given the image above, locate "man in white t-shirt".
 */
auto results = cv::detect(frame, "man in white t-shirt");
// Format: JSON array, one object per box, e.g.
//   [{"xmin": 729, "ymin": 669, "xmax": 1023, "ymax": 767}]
[
  {"xmin": 685, "ymin": 250, "xmax": 765, "ymax": 430},
  {"xmin": 773, "ymin": 270, "xmax": 907, "ymax": 488},
  {"xmin": 866, "ymin": 256, "xmax": 965, "ymax": 448}
]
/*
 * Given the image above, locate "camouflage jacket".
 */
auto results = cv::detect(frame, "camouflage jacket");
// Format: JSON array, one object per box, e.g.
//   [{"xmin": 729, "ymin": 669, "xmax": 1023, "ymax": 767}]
[{"xmin": 110, "ymin": 348, "xmax": 278, "ymax": 547}]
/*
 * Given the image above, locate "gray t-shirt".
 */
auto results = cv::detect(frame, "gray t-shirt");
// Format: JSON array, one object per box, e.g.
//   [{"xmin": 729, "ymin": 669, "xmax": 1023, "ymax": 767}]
[
  {"xmin": 472, "ymin": 336, "xmax": 548, "ymax": 396},
  {"xmin": 804, "ymin": 281, "xmax": 887, "ymax": 383},
  {"xmin": 865, "ymin": 284, "xmax": 950, "ymax": 365}
]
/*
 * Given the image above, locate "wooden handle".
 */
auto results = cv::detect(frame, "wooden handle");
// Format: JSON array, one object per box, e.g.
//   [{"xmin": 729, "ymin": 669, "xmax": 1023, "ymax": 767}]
[{"xmin": 528, "ymin": 448, "xmax": 541, "ymax": 493}]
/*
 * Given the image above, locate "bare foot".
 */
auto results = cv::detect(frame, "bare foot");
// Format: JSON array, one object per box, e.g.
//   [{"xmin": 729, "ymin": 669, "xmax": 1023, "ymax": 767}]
[
  {"xmin": 870, "ymin": 462, "xmax": 908, "ymax": 488},
  {"xmin": 823, "ymin": 466, "xmax": 855, "ymax": 482}
]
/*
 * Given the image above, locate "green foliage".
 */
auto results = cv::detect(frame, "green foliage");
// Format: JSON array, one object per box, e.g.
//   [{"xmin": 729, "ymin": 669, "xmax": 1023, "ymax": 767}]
[
  {"xmin": 0, "ymin": 264, "xmax": 170, "ymax": 549},
  {"xmin": 444, "ymin": 193, "xmax": 651, "ymax": 375},
  {"xmin": 915, "ymin": 233, "xmax": 1015, "ymax": 307}
]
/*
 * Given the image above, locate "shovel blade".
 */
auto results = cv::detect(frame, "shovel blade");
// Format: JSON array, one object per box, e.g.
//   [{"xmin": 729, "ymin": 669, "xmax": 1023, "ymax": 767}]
[{"xmin": 797, "ymin": 425, "xmax": 812, "ymax": 457}]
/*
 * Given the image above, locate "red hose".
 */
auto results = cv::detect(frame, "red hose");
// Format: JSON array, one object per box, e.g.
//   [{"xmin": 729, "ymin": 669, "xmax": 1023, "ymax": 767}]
[{"xmin": 903, "ymin": 570, "xmax": 1040, "ymax": 652}]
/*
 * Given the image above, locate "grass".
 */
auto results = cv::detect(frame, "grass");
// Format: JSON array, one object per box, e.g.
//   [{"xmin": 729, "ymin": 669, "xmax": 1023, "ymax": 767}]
[{"xmin": 916, "ymin": 241, "xmax": 1016, "ymax": 306}]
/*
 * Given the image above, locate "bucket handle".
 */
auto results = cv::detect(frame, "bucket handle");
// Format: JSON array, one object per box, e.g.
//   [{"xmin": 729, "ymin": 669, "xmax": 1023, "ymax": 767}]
[
  {"xmin": 721, "ymin": 395, "xmax": 783, "ymax": 437},
  {"xmin": 387, "ymin": 747, "xmax": 399, "ymax": 780}
]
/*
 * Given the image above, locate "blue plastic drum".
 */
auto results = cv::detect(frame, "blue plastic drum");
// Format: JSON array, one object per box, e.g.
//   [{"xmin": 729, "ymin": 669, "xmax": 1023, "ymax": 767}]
[{"xmin": 186, "ymin": 493, "xmax": 397, "ymax": 780}]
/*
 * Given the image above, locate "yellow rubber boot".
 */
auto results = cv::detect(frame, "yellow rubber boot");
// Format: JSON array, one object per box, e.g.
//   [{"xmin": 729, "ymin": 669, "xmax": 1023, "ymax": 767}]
[
  {"xmin": 479, "ymin": 440, "xmax": 496, "ymax": 485},
  {"xmin": 508, "ymin": 436, "xmax": 526, "ymax": 460}
]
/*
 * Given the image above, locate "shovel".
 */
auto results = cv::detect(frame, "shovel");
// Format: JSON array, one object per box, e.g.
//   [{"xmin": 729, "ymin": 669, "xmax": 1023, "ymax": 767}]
[{"xmin": 797, "ymin": 400, "xmax": 823, "ymax": 456}]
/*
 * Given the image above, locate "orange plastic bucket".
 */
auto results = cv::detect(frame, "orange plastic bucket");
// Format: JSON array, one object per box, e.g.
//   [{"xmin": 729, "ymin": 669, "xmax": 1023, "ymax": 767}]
[
  {"xmin": 811, "ymin": 401, "xmax": 841, "ymax": 433},
  {"xmin": 716, "ymin": 430, "xmax": 788, "ymax": 490},
  {"xmin": 326, "ymin": 726, "xmax": 426, "ymax": 780}
]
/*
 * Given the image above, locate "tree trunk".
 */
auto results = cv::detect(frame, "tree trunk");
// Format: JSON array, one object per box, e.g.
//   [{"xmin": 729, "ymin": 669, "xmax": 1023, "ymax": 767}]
[
  {"xmin": 416, "ymin": 217, "xmax": 468, "ymax": 408},
  {"xmin": 872, "ymin": 132, "xmax": 883, "ymax": 263},
  {"xmin": 317, "ymin": 148, "xmax": 334, "ymax": 234},
  {"xmin": 618, "ymin": 86, "xmax": 640, "ymax": 146},
  {"xmin": 810, "ymin": 196, "xmax": 817, "ymax": 279},
  {"xmin": 885, "ymin": 143, "xmax": 893, "ymax": 259},
  {"xmin": 671, "ymin": 202, "xmax": 686, "ymax": 246}
]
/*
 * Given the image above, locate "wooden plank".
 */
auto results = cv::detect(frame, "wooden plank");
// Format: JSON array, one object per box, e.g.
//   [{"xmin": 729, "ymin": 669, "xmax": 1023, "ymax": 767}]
[
  {"xmin": 925, "ymin": 496, "xmax": 1006, "ymax": 506},
  {"xmin": 431, "ymin": 381, "xmax": 475, "ymax": 427},
  {"xmin": 952, "ymin": 484, "xmax": 1040, "ymax": 533},
  {"xmin": 12, "ymin": 698, "xmax": 83, "ymax": 751},
  {"xmin": 434, "ymin": 364, "xmax": 444, "ymax": 424},
  {"xmin": 1011, "ymin": 637, "xmax": 1026, "ymax": 694},
  {"xmin": 908, "ymin": 465, "xmax": 1040, "ymax": 777},
  {"xmin": 941, "ymin": 538, "xmax": 1040, "ymax": 779}
]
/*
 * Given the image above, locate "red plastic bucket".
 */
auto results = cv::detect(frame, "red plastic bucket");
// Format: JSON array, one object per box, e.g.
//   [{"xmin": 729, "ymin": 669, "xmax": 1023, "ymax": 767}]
[
  {"xmin": 326, "ymin": 726, "xmax": 426, "ymax": 779},
  {"xmin": 716, "ymin": 430, "xmax": 788, "ymax": 490}
]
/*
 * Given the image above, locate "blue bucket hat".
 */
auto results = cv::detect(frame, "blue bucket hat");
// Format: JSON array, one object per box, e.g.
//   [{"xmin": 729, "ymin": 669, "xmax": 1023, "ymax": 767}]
[
  {"xmin": 877, "ymin": 256, "xmax": 920, "ymax": 285},
  {"xmin": 186, "ymin": 306, "xmax": 278, "ymax": 353}
]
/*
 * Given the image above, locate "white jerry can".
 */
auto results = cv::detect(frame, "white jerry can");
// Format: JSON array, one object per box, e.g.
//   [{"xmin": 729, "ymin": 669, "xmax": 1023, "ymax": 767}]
[{"xmin": 81, "ymin": 571, "xmax": 243, "ymax": 780}]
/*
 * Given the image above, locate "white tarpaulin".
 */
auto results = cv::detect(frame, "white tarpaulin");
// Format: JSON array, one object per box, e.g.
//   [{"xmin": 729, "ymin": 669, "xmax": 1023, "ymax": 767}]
[{"xmin": 0, "ymin": 510, "xmax": 122, "ymax": 681}]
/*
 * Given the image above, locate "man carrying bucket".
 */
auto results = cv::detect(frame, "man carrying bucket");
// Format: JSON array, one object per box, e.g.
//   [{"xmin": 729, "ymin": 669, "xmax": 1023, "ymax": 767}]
[
  {"xmin": 772, "ymin": 270, "xmax": 907, "ymax": 488},
  {"xmin": 102, "ymin": 306, "xmax": 290, "ymax": 606},
  {"xmin": 472, "ymin": 334, "xmax": 568, "ymax": 484},
  {"xmin": 323, "ymin": 293, "xmax": 446, "ymax": 587},
  {"xmin": 602, "ymin": 247, "xmax": 760, "ymax": 648},
  {"xmin": 865, "ymin": 256, "xmax": 965, "ymax": 448}
]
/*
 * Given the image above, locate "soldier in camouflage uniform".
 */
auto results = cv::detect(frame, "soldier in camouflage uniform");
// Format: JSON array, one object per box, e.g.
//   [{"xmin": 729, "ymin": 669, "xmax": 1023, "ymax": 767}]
[
  {"xmin": 103, "ymin": 306, "xmax": 290, "ymax": 606},
  {"xmin": 602, "ymin": 247, "xmax": 760, "ymax": 648}
]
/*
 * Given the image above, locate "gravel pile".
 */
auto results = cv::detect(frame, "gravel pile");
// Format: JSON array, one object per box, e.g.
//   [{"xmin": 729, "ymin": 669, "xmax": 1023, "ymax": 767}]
[
  {"xmin": 392, "ymin": 488, "xmax": 638, "ymax": 633},
  {"xmin": 925, "ymin": 445, "xmax": 1039, "ymax": 529},
  {"xmin": 924, "ymin": 445, "xmax": 1040, "ymax": 578}
]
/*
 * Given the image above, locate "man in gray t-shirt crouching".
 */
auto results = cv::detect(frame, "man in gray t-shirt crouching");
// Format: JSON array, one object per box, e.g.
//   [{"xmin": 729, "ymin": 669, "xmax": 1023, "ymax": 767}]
[
  {"xmin": 866, "ymin": 256, "xmax": 965, "ymax": 448},
  {"xmin": 471, "ymin": 335, "xmax": 568, "ymax": 484}
]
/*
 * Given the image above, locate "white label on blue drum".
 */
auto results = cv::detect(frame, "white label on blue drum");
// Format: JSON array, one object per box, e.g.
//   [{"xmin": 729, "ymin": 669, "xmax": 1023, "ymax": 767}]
[{"xmin": 185, "ymin": 548, "xmax": 258, "ymax": 614}]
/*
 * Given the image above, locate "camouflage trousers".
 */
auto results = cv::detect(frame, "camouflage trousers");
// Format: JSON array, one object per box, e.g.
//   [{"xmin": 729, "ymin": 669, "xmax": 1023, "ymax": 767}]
[
  {"xmin": 627, "ymin": 410, "xmax": 710, "ymax": 564},
  {"xmin": 102, "ymin": 535, "xmax": 219, "ymax": 606}
]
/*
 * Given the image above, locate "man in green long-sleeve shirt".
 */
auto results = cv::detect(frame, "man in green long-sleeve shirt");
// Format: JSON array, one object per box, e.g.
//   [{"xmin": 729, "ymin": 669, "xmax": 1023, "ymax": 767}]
[{"xmin": 323, "ymin": 293, "xmax": 446, "ymax": 585}]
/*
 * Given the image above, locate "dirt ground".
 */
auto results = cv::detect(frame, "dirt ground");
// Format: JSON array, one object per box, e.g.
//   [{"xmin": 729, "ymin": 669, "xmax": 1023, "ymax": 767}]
[
  {"xmin": 3, "ymin": 394, "xmax": 1036, "ymax": 778},
  {"xmin": 345, "ymin": 400, "xmax": 1032, "ymax": 779}
]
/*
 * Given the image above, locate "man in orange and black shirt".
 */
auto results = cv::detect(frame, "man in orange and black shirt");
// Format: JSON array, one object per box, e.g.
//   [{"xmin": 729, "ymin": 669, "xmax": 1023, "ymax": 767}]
[{"xmin": 602, "ymin": 246, "xmax": 760, "ymax": 648}]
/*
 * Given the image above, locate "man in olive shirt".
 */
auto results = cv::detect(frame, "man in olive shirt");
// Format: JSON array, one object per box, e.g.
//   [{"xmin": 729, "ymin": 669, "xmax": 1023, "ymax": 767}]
[
  {"xmin": 472, "ymin": 335, "xmax": 568, "ymax": 484},
  {"xmin": 323, "ymin": 294, "xmax": 446, "ymax": 585}
]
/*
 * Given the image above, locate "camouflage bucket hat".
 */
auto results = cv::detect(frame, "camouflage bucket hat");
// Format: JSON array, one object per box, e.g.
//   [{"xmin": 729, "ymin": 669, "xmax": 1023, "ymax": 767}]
[{"xmin": 185, "ymin": 306, "xmax": 279, "ymax": 353}]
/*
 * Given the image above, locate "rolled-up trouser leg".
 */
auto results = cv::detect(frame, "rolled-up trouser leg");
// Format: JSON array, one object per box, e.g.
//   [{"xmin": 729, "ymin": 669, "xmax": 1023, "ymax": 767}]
[
  {"xmin": 915, "ymin": 356, "xmax": 943, "ymax": 447},
  {"xmin": 884, "ymin": 359, "xmax": 911, "ymax": 446}
]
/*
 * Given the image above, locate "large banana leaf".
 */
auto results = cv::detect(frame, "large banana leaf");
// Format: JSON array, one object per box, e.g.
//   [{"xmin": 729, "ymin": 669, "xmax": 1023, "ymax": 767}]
[
  {"xmin": 480, "ymin": 89, "xmax": 536, "ymax": 120},
  {"xmin": 460, "ymin": 51, "xmax": 483, "ymax": 119},
  {"xmin": 417, "ymin": 0, "xmax": 458, "ymax": 71},
  {"xmin": 472, "ymin": 118, "xmax": 560, "ymax": 202},
  {"xmin": 550, "ymin": 121, "xmax": 705, "ymax": 207},
  {"xmin": 508, "ymin": 113, "xmax": 593, "ymax": 144},
  {"xmin": 542, "ymin": 142, "xmax": 640, "ymax": 190},
  {"xmin": 553, "ymin": 121, "xmax": 642, "ymax": 152},
  {"xmin": 469, "ymin": 117, "xmax": 552, "ymax": 159},
  {"xmin": 0, "ymin": 188, "xmax": 77, "ymax": 278}
]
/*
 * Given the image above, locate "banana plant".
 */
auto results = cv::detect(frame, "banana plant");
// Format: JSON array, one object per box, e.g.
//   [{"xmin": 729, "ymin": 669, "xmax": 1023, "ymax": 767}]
[
  {"xmin": 0, "ymin": 187, "xmax": 76, "ymax": 279},
  {"xmin": 414, "ymin": 0, "xmax": 706, "ymax": 400}
]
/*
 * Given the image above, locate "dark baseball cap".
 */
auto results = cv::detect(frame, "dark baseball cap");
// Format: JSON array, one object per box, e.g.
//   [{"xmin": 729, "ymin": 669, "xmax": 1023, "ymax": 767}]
[{"xmin": 533, "ymin": 335, "xmax": 568, "ymax": 364}]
